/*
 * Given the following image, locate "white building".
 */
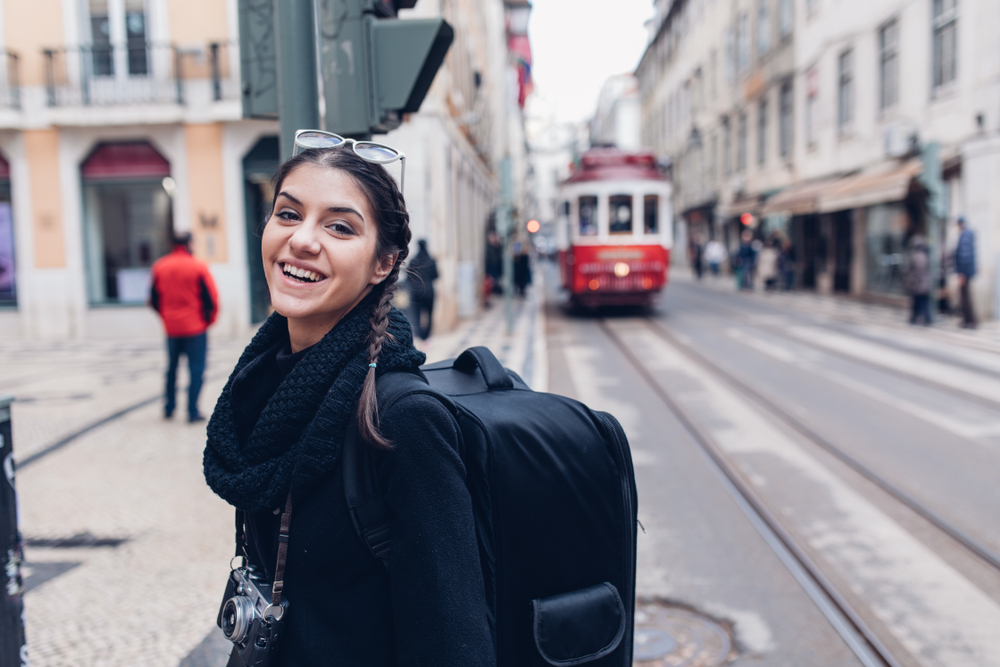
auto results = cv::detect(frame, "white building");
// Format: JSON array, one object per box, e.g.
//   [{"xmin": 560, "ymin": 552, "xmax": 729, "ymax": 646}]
[
  {"xmin": 591, "ymin": 74, "xmax": 642, "ymax": 151},
  {"xmin": 637, "ymin": 0, "xmax": 1000, "ymax": 317}
]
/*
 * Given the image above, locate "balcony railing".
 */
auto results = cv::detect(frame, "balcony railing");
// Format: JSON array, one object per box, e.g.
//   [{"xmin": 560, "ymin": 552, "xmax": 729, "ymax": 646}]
[
  {"xmin": 0, "ymin": 51, "xmax": 20, "ymax": 110},
  {"xmin": 43, "ymin": 41, "xmax": 239, "ymax": 107}
]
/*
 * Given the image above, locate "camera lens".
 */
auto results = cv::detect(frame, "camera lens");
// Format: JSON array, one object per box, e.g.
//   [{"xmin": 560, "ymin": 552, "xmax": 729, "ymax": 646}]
[{"xmin": 221, "ymin": 596, "xmax": 254, "ymax": 643}]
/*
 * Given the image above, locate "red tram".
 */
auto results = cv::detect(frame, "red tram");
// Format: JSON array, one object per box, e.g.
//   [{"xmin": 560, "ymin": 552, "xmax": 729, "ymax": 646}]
[{"xmin": 556, "ymin": 148, "xmax": 673, "ymax": 308}]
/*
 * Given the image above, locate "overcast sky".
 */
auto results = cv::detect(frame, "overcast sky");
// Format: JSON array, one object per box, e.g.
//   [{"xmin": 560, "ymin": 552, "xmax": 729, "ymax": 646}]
[{"xmin": 527, "ymin": 0, "xmax": 653, "ymax": 124}]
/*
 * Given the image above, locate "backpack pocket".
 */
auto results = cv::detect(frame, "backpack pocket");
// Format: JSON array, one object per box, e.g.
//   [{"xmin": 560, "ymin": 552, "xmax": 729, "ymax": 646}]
[{"xmin": 532, "ymin": 582, "xmax": 626, "ymax": 666}]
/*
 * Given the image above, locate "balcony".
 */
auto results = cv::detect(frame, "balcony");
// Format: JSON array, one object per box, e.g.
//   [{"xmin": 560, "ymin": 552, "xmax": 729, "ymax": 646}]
[
  {"xmin": 0, "ymin": 51, "xmax": 20, "ymax": 110},
  {"xmin": 43, "ymin": 41, "xmax": 238, "ymax": 108}
]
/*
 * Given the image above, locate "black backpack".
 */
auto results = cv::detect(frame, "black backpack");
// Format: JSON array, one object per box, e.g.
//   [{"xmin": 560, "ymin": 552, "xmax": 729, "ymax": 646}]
[{"xmin": 343, "ymin": 346, "xmax": 638, "ymax": 667}]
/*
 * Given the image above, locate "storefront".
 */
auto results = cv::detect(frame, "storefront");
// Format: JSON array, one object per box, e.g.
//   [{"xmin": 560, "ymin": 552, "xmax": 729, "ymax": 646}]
[{"xmin": 80, "ymin": 141, "xmax": 173, "ymax": 305}]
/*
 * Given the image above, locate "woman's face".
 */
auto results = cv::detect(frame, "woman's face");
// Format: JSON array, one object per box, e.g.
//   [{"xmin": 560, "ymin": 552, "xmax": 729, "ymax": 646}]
[{"xmin": 262, "ymin": 164, "xmax": 394, "ymax": 343}]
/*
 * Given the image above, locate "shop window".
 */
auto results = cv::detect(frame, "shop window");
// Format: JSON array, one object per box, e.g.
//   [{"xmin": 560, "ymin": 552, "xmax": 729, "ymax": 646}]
[
  {"xmin": 579, "ymin": 196, "xmax": 598, "ymax": 236},
  {"xmin": 0, "ymin": 155, "xmax": 14, "ymax": 306},
  {"xmin": 644, "ymin": 196, "xmax": 659, "ymax": 234},
  {"xmin": 82, "ymin": 141, "xmax": 173, "ymax": 305},
  {"xmin": 609, "ymin": 195, "xmax": 633, "ymax": 234}
]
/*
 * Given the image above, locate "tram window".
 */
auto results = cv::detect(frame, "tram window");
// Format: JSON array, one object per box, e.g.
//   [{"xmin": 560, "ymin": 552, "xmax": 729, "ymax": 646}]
[
  {"xmin": 579, "ymin": 196, "xmax": 598, "ymax": 236},
  {"xmin": 609, "ymin": 195, "xmax": 632, "ymax": 234},
  {"xmin": 644, "ymin": 195, "xmax": 659, "ymax": 233}
]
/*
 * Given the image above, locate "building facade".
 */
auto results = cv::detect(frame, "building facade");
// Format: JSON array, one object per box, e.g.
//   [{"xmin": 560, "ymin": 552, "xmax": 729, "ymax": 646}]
[
  {"xmin": 638, "ymin": 0, "xmax": 1000, "ymax": 317},
  {"xmin": 0, "ymin": 0, "xmax": 525, "ymax": 340}
]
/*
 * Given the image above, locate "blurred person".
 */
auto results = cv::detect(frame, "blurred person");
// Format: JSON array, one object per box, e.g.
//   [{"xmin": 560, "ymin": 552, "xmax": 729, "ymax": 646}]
[
  {"xmin": 513, "ymin": 241, "xmax": 532, "ymax": 297},
  {"xmin": 779, "ymin": 238, "xmax": 796, "ymax": 290},
  {"xmin": 203, "ymin": 135, "xmax": 494, "ymax": 666},
  {"xmin": 688, "ymin": 234, "xmax": 704, "ymax": 279},
  {"xmin": 757, "ymin": 238, "xmax": 780, "ymax": 291},
  {"xmin": 704, "ymin": 237, "xmax": 726, "ymax": 276},
  {"xmin": 735, "ymin": 230, "xmax": 756, "ymax": 290},
  {"xmin": 485, "ymin": 230, "xmax": 503, "ymax": 295},
  {"xmin": 149, "ymin": 231, "xmax": 218, "ymax": 422},
  {"xmin": 406, "ymin": 238, "xmax": 438, "ymax": 341},
  {"xmin": 905, "ymin": 234, "xmax": 932, "ymax": 325},
  {"xmin": 955, "ymin": 217, "xmax": 977, "ymax": 329}
]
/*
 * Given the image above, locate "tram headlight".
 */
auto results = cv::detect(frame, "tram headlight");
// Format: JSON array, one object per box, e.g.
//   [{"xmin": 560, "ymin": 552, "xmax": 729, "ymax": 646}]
[
  {"xmin": 614, "ymin": 262, "xmax": 630, "ymax": 277},
  {"xmin": 588, "ymin": 279, "xmax": 600, "ymax": 290}
]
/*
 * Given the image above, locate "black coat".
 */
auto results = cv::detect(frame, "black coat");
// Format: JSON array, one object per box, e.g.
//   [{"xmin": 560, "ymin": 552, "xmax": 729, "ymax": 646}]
[
  {"xmin": 231, "ymin": 349, "xmax": 495, "ymax": 666},
  {"xmin": 406, "ymin": 250, "xmax": 438, "ymax": 303}
]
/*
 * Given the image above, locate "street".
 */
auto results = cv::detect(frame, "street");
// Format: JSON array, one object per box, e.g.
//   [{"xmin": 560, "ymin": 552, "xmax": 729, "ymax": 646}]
[{"xmin": 7, "ymin": 269, "xmax": 1000, "ymax": 666}]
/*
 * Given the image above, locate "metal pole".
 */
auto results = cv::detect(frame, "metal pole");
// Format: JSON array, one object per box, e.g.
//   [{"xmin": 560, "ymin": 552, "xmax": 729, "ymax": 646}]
[
  {"xmin": 920, "ymin": 142, "xmax": 946, "ymax": 318},
  {"xmin": 0, "ymin": 395, "xmax": 26, "ymax": 665},
  {"xmin": 275, "ymin": 0, "xmax": 320, "ymax": 161},
  {"xmin": 500, "ymin": 157, "xmax": 515, "ymax": 335}
]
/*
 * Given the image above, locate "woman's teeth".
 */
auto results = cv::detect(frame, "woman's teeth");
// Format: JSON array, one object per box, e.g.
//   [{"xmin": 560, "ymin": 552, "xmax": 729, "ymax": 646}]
[{"xmin": 282, "ymin": 264, "xmax": 322, "ymax": 283}]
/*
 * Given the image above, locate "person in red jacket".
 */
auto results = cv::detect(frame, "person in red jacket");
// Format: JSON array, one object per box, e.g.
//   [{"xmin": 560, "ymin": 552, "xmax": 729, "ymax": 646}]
[{"xmin": 149, "ymin": 232, "xmax": 219, "ymax": 421}]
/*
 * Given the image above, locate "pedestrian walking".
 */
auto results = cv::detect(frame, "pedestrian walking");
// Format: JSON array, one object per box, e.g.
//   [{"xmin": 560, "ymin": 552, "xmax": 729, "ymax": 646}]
[
  {"xmin": 779, "ymin": 238, "xmax": 796, "ymax": 290},
  {"xmin": 735, "ymin": 230, "xmax": 756, "ymax": 290},
  {"xmin": 954, "ymin": 216, "xmax": 977, "ymax": 329},
  {"xmin": 758, "ymin": 238, "xmax": 780, "ymax": 291},
  {"xmin": 149, "ymin": 231, "xmax": 218, "ymax": 422},
  {"xmin": 203, "ymin": 132, "xmax": 494, "ymax": 666},
  {"xmin": 406, "ymin": 238, "xmax": 438, "ymax": 341},
  {"xmin": 513, "ymin": 241, "xmax": 532, "ymax": 296},
  {"xmin": 704, "ymin": 237, "xmax": 726, "ymax": 276},
  {"xmin": 689, "ymin": 235, "xmax": 704, "ymax": 279},
  {"xmin": 905, "ymin": 234, "xmax": 932, "ymax": 325}
]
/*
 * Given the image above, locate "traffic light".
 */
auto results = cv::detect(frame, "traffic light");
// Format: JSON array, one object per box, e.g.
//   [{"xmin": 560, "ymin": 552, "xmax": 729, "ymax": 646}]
[
  {"xmin": 317, "ymin": 0, "xmax": 454, "ymax": 138},
  {"xmin": 237, "ymin": 0, "xmax": 454, "ymax": 140}
]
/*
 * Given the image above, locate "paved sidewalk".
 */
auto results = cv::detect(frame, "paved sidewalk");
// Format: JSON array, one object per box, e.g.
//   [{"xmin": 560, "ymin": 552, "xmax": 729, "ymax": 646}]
[
  {"xmin": 671, "ymin": 269, "xmax": 1000, "ymax": 353},
  {"xmin": 2, "ymin": 284, "xmax": 544, "ymax": 667}
]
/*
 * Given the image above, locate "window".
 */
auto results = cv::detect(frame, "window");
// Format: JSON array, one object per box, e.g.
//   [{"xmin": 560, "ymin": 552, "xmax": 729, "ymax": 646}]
[
  {"xmin": 757, "ymin": 0, "xmax": 770, "ymax": 56},
  {"xmin": 710, "ymin": 133, "xmax": 718, "ymax": 182},
  {"xmin": 82, "ymin": 142, "xmax": 173, "ymax": 305},
  {"xmin": 723, "ymin": 116, "xmax": 732, "ymax": 175},
  {"xmin": 709, "ymin": 49, "xmax": 717, "ymax": 99},
  {"xmin": 644, "ymin": 196, "xmax": 659, "ymax": 233},
  {"xmin": 838, "ymin": 49, "xmax": 853, "ymax": 131},
  {"xmin": 779, "ymin": 81, "xmax": 793, "ymax": 157},
  {"xmin": 609, "ymin": 195, "xmax": 633, "ymax": 234},
  {"xmin": 737, "ymin": 112, "xmax": 747, "ymax": 172},
  {"xmin": 578, "ymin": 196, "xmax": 598, "ymax": 236},
  {"xmin": 778, "ymin": 0, "xmax": 793, "ymax": 38},
  {"xmin": 758, "ymin": 98, "xmax": 768, "ymax": 165},
  {"xmin": 0, "ymin": 155, "xmax": 13, "ymax": 306},
  {"xmin": 724, "ymin": 27, "xmax": 735, "ymax": 83},
  {"xmin": 88, "ymin": 0, "xmax": 150, "ymax": 77},
  {"xmin": 737, "ymin": 13, "xmax": 750, "ymax": 73},
  {"xmin": 879, "ymin": 20, "xmax": 899, "ymax": 111},
  {"xmin": 932, "ymin": 0, "xmax": 958, "ymax": 90}
]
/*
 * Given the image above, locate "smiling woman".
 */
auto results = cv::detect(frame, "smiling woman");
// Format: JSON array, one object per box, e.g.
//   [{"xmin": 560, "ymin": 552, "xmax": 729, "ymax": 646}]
[{"xmin": 203, "ymin": 139, "xmax": 495, "ymax": 667}]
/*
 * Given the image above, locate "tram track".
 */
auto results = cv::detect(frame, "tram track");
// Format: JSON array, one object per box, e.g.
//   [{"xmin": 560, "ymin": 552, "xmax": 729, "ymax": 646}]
[
  {"xmin": 668, "ymin": 287, "xmax": 1000, "ymax": 413},
  {"xmin": 598, "ymin": 314, "xmax": 1000, "ymax": 667}
]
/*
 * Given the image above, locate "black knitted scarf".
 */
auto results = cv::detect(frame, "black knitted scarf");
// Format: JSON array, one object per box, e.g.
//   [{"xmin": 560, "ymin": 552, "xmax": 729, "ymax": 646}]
[{"xmin": 203, "ymin": 293, "xmax": 425, "ymax": 512}]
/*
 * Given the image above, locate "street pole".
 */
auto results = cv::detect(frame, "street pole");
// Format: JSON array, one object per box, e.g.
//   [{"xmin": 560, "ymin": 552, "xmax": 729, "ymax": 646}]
[
  {"xmin": 499, "ymin": 156, "xmax": 515, "ymax": 335},
  {"xmin": 920, "ymin": 142, "xmax": 946, "ymax": 317},
  {"xmin": 275, "ymin": 0, "xmax": 320, "ymax": 161}
]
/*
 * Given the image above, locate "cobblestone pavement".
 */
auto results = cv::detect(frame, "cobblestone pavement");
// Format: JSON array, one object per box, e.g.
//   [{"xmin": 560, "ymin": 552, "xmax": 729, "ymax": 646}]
[{"xmin": 3, "ymin": 282, "xmax": 546, "ymax": 667}]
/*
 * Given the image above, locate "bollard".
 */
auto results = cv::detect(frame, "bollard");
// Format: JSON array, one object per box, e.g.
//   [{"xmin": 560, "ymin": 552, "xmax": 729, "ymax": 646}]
[{"xmin": 0, "ymin": 396, "xmax": 26, "ymax": 666}]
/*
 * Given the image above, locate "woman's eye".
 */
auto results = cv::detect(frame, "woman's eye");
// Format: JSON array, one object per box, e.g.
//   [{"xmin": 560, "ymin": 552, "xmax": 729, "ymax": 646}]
[
  {"xmin": 327, "ymin": 221, "xmax": 355, "ymax": 235},
  {"xmin": 276, "ymin": 209, "xmax": 300, "ymax": 222}
]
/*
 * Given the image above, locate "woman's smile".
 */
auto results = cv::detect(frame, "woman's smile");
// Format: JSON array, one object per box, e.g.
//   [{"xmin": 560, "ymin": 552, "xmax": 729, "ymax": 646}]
[{"xmin": 261, "ymin": 164, "xmax": 394, "ymax": 351}]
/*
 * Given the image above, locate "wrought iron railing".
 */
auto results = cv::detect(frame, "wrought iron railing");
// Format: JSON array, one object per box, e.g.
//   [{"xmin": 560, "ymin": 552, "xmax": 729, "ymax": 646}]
[
  {"xmin": 43, "ymin": 41, "xmax": 239, "ymax": 107},
  {"xmin": 0, "ymin": 51, "xmax": 20, "ymax": 110}
]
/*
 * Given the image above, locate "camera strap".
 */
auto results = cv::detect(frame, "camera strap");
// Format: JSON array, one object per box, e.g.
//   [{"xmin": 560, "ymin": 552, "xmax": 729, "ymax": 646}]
[
  {"xmin": 271, "ymin": 492, "xmax": 293, "ymax": 605},
  {"xmin": 233, "ymin": 491, "xmax": 294, "ymax": 607}
]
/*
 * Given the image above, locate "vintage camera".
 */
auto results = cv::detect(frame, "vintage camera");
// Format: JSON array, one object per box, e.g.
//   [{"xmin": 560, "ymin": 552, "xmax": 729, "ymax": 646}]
[{"xmin": 217, "ymin": 565, "xmax": 288, "ymax": 667}]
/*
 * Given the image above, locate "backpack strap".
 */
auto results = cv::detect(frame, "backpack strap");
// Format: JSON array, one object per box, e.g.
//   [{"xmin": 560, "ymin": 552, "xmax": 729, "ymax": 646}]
[{"xmin": 342, "ymin": 369, "xmax": 455, "ymax": 565}]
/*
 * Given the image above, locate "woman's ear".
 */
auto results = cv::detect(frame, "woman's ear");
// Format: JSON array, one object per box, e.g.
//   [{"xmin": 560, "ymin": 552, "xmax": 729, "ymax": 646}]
[{"xmin": 371, "ymin": 253, "xmax": 398, "ymax": 284}]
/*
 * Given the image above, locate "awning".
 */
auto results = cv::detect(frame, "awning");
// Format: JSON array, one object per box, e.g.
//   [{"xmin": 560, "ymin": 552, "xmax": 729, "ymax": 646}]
[
  {"xmin": 759, "ymin": 175, "xmax": 843, "ymax": 216},
  {"xmin": 717, "ymin": 193, "xmax": 762, "ymax": 218},
  {"xmin": 818, "ymin": 159, "xmax": 922, "ymax": 212}
]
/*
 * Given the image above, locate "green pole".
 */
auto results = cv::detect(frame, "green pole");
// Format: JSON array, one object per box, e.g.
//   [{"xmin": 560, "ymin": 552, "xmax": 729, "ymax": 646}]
[{"xmin": 275, "ymin": 0, "xmax": 320, "ymax": 161}]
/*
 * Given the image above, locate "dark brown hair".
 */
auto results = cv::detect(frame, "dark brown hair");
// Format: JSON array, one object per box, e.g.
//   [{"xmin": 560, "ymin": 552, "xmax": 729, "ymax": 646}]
[{"xmin": 271, "ymin": 147, "xmax": 411, "ymax": 448}]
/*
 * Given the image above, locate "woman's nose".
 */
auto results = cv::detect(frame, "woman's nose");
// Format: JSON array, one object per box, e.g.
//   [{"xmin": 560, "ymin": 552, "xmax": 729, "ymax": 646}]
[{"xmin": 288, "ymin": 221, "xmax": 321, "ymax": 254}]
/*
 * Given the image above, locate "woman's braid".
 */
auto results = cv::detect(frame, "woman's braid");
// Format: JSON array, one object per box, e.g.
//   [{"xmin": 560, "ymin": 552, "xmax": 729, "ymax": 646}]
[{"xmin": 356, "ymin": 186, "xmax": 411, "ymax": 448}]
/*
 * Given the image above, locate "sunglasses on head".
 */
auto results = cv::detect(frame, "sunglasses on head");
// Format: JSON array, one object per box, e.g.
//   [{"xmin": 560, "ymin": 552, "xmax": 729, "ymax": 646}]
[{"xmin": 293, "ymin": 130, "xmax": 406, "ymax": 195}]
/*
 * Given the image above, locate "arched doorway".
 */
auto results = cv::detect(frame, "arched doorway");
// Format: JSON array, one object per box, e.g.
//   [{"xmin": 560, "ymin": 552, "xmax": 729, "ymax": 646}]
[
  {"xmin": 81, "ymin": 141, "xmax": 173, "ymax": 304},
  {"xmin": 242, "ymin": 136, "xmax": 279, "ymax": 323}
]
